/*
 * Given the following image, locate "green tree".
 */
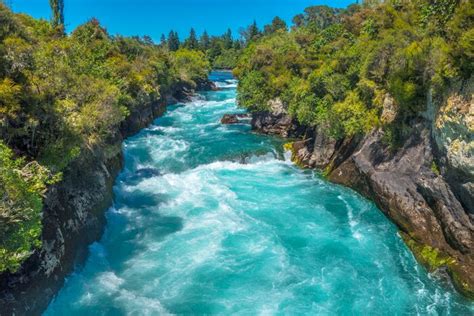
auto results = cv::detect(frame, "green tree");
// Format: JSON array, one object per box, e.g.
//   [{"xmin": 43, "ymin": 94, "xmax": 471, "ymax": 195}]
[
  {"xmin": 200, "ymin": 30, "xmax": 210, "ymax": 50},
  {"xmin": 243, "ymin": 20, "xmax": 260, "ymax": 43},
  {"xmin": 208, "ymin": 37, "xmax": 223, "ymax": 61},
  {"xmin": 237, "ymin": 71, "xmax": 270, "ymax": 111},
  {"xmin": 48, "ymin": 0, "xmax": 64, "ymax": 33},
  {"xmin": 235, "ymin": 0, "xmax": 471, "ymax": 143},
  {"xmin": 160, "ymin": 33, "xmax": 166, "ymax": 47},
  {"xmin": 264, "ymin": 16, "xmax": 288, "ymax": 35},
  {"xmin": 233, "ymin": 39, "xmax": 242, "ymax": 50},
  {"xmin": 168, "ymin": 30, "xmax": 180, "ymax": 51},
  {"xmin": 223, "ymin": 28, "xmax": 233, "ymax": 49},
  {"xmin": 173, "ymin": 49, "xmax": 211, "ymax": 84},
  {"xmin": 292, "ymin": 14, "xmax": 305, "ymax": 28},
  {"xmin": 0, "ymin": 4, "xmax": 213, "ymax": 272},
  {"xmin": 184, "ymin": 28, "xmax": 198, "ymax": 50},
  {"xmin": 304, "ymin": 5, "xmax": 338, "ymax": 29},
  {"xmin": 419, "ymin": 0, "xmax": 459, "ymax": 35}
]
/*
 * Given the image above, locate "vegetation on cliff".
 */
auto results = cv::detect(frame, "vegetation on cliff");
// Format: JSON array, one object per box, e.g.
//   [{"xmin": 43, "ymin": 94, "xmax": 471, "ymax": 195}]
[
  {"xmin": 0, "ymin": 3, "xmax": 210, "ymax": 273},
  {"xmin": 235, "ymin": 0, "xmax": 474, "ymax": 298},
  {"xmin": 235, "ymin": 0, "xmax": 473, "ymax": 143}
]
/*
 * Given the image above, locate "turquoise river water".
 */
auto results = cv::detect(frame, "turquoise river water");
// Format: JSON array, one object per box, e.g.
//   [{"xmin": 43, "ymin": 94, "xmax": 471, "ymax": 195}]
[{"xmin": 45, "ymin": 72, "xmax": 473, "ymax": 315}]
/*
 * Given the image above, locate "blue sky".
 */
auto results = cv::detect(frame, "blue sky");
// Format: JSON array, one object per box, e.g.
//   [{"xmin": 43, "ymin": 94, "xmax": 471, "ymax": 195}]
[{"xmin": 10, "ymin": 0, "xmax": 355, "ymax": 41}]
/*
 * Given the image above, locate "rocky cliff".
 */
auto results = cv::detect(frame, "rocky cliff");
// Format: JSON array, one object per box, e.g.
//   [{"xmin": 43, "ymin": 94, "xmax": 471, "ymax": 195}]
[
  {"xmin": 0, "ymin": 81, "xmax": 211, "ymax": 315},
  {"xmin": 248, "ymin": 82, "xmax": 474, "ymax": 299}
]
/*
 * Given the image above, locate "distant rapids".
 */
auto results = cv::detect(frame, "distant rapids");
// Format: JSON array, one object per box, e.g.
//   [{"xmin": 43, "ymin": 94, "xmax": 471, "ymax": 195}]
[{"xmin": 45, "ymin": 72, "xmax": 473, "ymax": 315}]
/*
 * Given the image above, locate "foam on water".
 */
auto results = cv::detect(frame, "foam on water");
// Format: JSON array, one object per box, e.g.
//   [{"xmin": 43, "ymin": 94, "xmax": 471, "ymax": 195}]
[{"xmin": 45, "ymin": 71, "xmax": 473, "ymax": 315}]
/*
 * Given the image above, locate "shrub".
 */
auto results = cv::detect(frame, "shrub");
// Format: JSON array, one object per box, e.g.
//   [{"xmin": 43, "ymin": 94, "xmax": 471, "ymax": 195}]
[{"xmin": 0, "ymin": 141, "xmax": 58, "ymax": 273}]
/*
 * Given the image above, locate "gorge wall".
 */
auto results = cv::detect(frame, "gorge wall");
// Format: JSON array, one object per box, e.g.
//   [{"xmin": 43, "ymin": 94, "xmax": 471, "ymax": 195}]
[
  {"xmin": 0, "ymin": 82, "xmax": 210, "ymax": 315},
  {"xmin": 249, "ymin": 80, "xmax": 474, "ymax": 299}
]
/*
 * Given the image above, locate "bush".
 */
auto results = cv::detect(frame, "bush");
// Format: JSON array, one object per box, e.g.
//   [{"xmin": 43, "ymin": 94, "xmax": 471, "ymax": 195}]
[
  {"xmin": 0, "ymin": 141, "xmax": 58, "ymax": 273},
  {"xmin": 173, "ymin": 49, "xmax": 210, "ymax": 85},
  {"xmin": 237, "ymin": 71, "xmax": 271, "ymax": 111},
  {"xmin": 0, "ymin": 5, "xmax": 212, "ymax": 271},
  {"xmin": 330, "ymin": 92, "xmax": 379, "ymax": 138},
  {"xmin": 235, "ymin": 0, "xmax": 470, "ymax": 140}
]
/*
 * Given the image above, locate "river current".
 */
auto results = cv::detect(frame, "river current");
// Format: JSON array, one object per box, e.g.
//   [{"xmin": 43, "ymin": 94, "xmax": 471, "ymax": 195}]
[{"xmin": 45, "ymin": 72, "xmax": 473, "ymax": 315}]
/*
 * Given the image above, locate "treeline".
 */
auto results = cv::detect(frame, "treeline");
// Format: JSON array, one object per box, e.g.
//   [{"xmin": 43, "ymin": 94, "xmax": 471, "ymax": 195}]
[
  {"xmin": 160, "ymin": 28, "xmax": 241, "ymax": 69},
  {"xmin": 0, "ymin": 3, "xmax": 210, "ymax": 272},
  {"xmin": 235, "ymin": 0, "xmax": 473, "ymax": 144},
  {"xmin": 161, "ymin": 16, "xmax": 290, "ymax": 69}
]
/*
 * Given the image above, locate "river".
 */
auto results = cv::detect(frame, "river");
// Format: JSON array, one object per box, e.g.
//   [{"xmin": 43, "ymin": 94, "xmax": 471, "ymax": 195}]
[{"xmin": 45, "ymin": 72, "xmax": 473, "ymax": 315}]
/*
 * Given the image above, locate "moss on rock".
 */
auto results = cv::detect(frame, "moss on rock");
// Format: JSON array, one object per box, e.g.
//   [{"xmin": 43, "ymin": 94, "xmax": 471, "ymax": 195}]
[
  {"xmin": 450, "ymin": 270, "xmax": 474, "ymax": 300},
  {"xmin": 402, "ymin": 233, "xmax": 456, "ymax": 271},
  {"xmin": 401, "ymin": 233, "xmax": 474, "ymax": 299},
  {"xmin": 283, "ymin": 142, "xmax": 307, "ymax": 168},
  {"xmin": 283, "ymin": 142, "xmax": 294, "ymax": 152}
]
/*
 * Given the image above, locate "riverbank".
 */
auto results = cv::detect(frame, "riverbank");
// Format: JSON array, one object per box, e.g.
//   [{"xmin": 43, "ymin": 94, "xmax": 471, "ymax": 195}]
[
  {"xmin": 0, "ymin": 80, "xmax": 214, "ymax": 315},
  {"xmin": 244, "ymin": 82, "xmax": 474, "ymax": 299},
  {"xmin": 44, "ymin": 73, "xmax": 473, "ymax": 314}
]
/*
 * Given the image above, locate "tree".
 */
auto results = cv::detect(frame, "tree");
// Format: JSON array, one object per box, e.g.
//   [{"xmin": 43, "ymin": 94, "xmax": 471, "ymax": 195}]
[
  {"xmin": 0, "ymin": 4, "xmax": 214, "ymax": 272},
  {"xmin": 168, "ymin": 30, "xmax": 180, "ymax": 51},
  {"xmin": 304, "ymin": 5, "xmax": 338, "ymax": 30},
  {"xmin": 160, "ymin": 33, "xmax": 167, "ymax": 47},
  {"xmin": 223, "ymin": 28, "xmax": 233, "ymax": 49},
  {"xmin": 242, "ymin": 20, "xmax": 260, "ymax": 44},
  {"xmin": 233, "ymin": 39, "xmax": 242, "ymax": 50},
  {"xmin": 292, "ymin": 14, "xmax": 305, "ymax": 28},
  {"xmin": 48, "ymin": 0, "xmax": 64, "ymax": 33},
  {"xmin": 200, "ymin": 30, "xmax": 210, "ymax": 50},
  {"xmin": 174, "ymin": 49, "xmax": 211, "ymax": 83},
  {"xmin": 143, "ymin": 35, "xmax": 153, "ymax": 45},
  {"xmin": 264, "ymin": 16, "xmax": 288, "ymax": 35},
  {"xmin": 184, "ymin": 28, "xmax": 198, "ymax": 50},
  {"xmin": 208, "ymin": 37, "xmax": 222, "ymax": 61}
]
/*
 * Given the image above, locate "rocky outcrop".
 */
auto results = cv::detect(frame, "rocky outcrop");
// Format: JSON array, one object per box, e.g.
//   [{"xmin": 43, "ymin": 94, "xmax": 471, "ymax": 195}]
[
  {"xmin": 328, "ymin": 125, "xmax": 474, "ymax": 298},
  {"xmin": 195, "ymin": 78, "xmax": 218, "ymax": 91},
  {"xmin": 0, "ymin": 141, "xmax": 123, "ymax": 315},
  {"xmin": 250, "ymin": 86, "xmax": 474, "ymax": 299},
  {"xmin": 221, "ymin": 113, "xmax": 251, "ymax": 124},
  {"xmin": 432, "ymin": 79, "xmax": 474, "ymax": 215},
  {"xmin": 0, "ymin": 80, "xmax": 211, "ymax": 315}
]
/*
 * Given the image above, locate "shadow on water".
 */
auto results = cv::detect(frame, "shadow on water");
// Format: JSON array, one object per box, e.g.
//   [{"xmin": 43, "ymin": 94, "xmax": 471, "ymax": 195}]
[
  {"xmin": 102, "ymin": 206, "xmax": 184, "ymax": 273},
  {"xmin": 122, "ymin": 167, "xmax": 162, "ymax": 186},
  {"xmin": 115, "ymin": 191, "xmax": 168, "ymax": 209}
]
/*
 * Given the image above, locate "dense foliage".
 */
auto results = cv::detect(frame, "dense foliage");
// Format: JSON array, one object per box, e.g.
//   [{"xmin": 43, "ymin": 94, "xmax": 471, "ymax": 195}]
[
  {"xmin": 235, "ymin": 1, "xmax": 473, "ymax": 141},
  {"xmin": 0, "ymin": 141, "xmax": 58, "ymax": 272},
  {"xmin": 161, "ymin": 27, "xmax": 243, "ymax": 69},
  {"xmin": 0, "ymin": 4, "xmax": 210, "ymax": 272},
  {"xmin": 48, "ymin": 0, "xmax": 64, "ymax": 32}
]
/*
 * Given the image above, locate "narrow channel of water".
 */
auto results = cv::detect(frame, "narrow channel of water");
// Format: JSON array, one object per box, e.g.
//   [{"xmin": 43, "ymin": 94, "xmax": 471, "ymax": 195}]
[{"xmin": 45, "ymin": 72, "xmax": 473, "ymax": 315}]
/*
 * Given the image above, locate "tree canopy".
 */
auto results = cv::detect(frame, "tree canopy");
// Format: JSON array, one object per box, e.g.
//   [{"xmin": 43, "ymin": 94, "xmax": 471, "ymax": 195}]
[
  {"xmin": 235, "ymin": 1, "xmax": 473, "ymax": 142},
  {"xmin": 0, "ymin": 3, "xmax": 210, "ymax": 273}
]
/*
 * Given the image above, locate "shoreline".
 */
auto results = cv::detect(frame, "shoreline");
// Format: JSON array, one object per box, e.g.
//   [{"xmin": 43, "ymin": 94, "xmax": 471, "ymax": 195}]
[
  {"xmin": 246, "ymin": 108, "xmax": 474, "ymax": 300},
  {"xmin": 0, "ymin": 79, "xmax": 215, "ymax": 315}
]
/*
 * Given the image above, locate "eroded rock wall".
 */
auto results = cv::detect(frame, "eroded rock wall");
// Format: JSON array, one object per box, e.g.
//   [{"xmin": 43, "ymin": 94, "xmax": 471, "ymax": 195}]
[
  {"xmin": 249, "ymin": 81, "xmax": 474, "ymax": 299},
  {"xmin": 0, "ymin": 81, "xmax": 208, "ymax": 315}
]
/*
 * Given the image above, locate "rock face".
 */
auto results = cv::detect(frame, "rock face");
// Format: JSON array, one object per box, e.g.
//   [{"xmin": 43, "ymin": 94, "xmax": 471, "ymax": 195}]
[
  {"xmin": 0, "ymin": 142, "xmax": 123, "ymax": 315},
  {"xmin": 250, "ymin": 86, "xmax": 474, "ymax": 299},
  {"xmin": 0, "ymin": 81, "xmax": 211, "ymax": 315},
  {"xmin": 433, "ymin": 79, "xmax": 474, "ymax": 215},
  {"xmin": 196, "ymin": 78, "xmax": 218, "ymax": 91},
  {"xmin": 221, "ymin": 113, "xmax": 251, "ymax": 124}
]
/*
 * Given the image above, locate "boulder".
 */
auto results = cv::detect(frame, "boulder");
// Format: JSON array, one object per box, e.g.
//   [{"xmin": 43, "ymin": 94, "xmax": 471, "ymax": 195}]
[{"xmin": 221, "ymin": 113, "xmax": 251, "ymax": 124}]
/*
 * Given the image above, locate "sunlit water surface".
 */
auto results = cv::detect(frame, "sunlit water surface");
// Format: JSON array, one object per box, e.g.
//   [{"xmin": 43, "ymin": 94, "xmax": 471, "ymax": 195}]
[{"xmin": 45, "ymin": 72, "xmax": 473, "ymax": 315}]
